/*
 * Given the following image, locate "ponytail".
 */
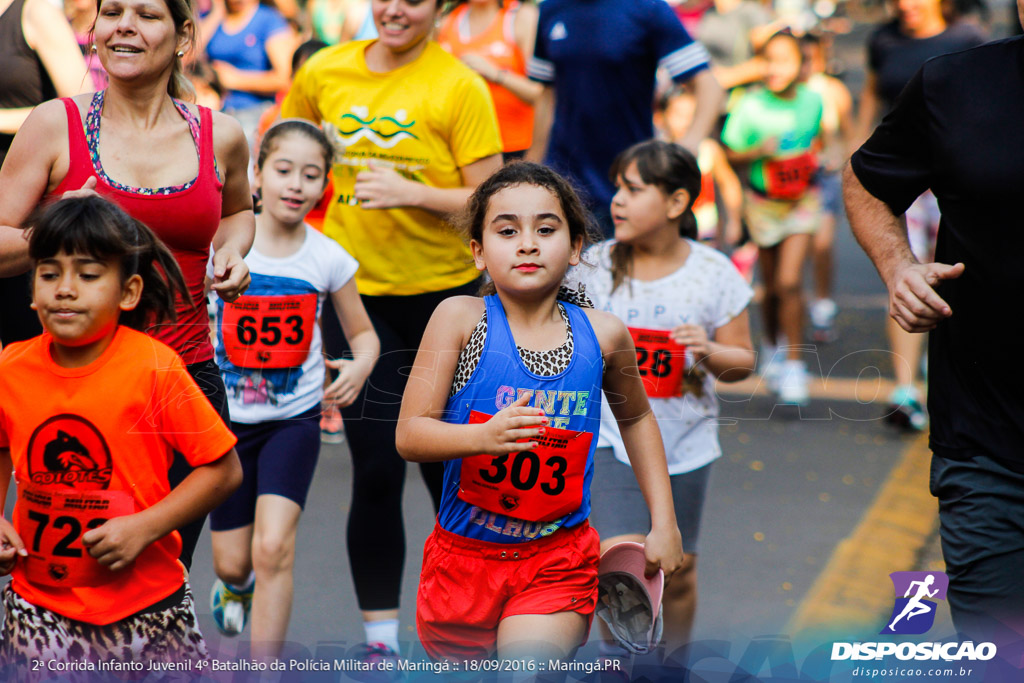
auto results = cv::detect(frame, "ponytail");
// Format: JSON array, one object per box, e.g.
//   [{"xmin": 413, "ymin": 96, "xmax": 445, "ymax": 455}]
[
  {"xmin": 678, "ymin": 206, "xmax": 698, "ymax": 241},
  {"xmin": 119, "ymin": 220, "xmax": 191, "ymax": 331}
]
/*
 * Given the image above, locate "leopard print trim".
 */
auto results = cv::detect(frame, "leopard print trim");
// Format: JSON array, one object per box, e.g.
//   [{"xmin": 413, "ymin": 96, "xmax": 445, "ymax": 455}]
[
  {"xmin": 558, "ymin": 282, "xmax": 595, "ymax": 309},
  {"xmin": 450, "ymin": 304, "xmax": 574, "ymax": 396},
  {"xmin": 1, "ymin": 583, "xmax": 208, "ymax": 683}
]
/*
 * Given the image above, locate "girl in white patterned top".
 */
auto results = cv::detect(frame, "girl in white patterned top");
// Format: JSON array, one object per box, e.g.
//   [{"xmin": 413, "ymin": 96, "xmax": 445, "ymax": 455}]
[{"xmin": 575, "ymin": 140, "xmax": 756, "ymax": 657}]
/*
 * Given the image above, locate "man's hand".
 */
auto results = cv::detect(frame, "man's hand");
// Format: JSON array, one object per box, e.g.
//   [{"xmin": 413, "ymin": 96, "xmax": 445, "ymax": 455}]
[{"xmin": 887, "ymin": 261, "xmax": 965, "ymax": 332}]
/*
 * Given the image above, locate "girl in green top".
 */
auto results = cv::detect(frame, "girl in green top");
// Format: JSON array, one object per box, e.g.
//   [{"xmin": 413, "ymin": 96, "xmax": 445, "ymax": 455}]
[{"xmin": 721, "ymin": 30, "xmax": 824, "ymax": 406}]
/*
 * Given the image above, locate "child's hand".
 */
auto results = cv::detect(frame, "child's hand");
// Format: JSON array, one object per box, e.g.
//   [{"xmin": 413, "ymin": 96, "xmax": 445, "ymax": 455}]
[
  {"xmin": 477, "ymin": 393, "xmax": 548, "ymax": 456},
  {"xmin": 60, "ymin": 176, "xmax": 99, "ymax": 201},
  {"xmin": 324, "ymin": 358, "xmax": 371, "ymax": 408},
  {"xmin": 644, "ymin": 525, "xmax": 684, "ymax": 579},
  {"xmin": 0, "ymin": 518, "xmax": 27, "ymax": 576},
  {"xmin": 82, "ymin": 514, "xmax": 155, "ymax": 572},
  {"xmin": 671, "ymin": 324, "xmax": 710, "ymax": 361}
]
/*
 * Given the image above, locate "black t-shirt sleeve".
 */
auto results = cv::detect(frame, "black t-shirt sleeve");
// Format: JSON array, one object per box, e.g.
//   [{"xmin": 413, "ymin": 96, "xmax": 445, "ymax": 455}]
[{"xmin": 850, "ymin": 68, "xmax": 932, "ymax": 216}]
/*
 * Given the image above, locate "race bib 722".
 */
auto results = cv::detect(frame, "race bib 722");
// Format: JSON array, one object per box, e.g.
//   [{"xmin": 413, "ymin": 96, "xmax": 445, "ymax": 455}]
[{"xmin": 17, "ymin": 485, "xmax": 134, "ymax": 587}]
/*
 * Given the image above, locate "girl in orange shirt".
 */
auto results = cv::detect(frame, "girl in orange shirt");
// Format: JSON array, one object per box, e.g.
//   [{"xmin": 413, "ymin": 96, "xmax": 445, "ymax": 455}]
[{"xmin": 0, "ymin": 196, "xmax": 241, "ymax": 678}]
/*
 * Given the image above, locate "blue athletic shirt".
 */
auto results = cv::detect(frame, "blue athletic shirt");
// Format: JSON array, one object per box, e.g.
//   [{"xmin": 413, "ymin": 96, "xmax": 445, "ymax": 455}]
[
  {"xmin": 528, "ymin": 0, "xmax": 710, "ymax": 212},
  {"xmin": 206, "ymin": 5, "xmax": 290, "ymax": 111},
  {"xmin": 438, "ymin": 295, "xmax": 603, "ymax": 544}
]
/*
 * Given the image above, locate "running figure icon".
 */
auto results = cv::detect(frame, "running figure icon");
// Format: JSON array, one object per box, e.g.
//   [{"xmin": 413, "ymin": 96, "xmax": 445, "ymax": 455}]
[{"xmin": 888, "ymin": 574, "xmax": 939, "ymax": 631}]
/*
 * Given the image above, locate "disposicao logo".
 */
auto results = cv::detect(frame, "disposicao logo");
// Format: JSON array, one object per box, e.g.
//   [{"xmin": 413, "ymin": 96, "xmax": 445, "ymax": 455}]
[
  {"xmin": 831, "ymin": 571, "xmax": 997, "ymax": 663},
  {"xmin": 882, "ymin": 571, "xmax": 948, "ymax": 635}
]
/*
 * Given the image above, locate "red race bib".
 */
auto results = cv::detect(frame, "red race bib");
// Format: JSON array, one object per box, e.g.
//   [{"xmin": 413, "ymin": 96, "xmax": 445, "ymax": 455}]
[
  {"xmin": 221, "ymin": 294, "xmax": 317, "ymax": 369},
  {"xmin": 629, "ymin": 327, "xmax": 687, "ymax": 399},
  {"xmin": 763, "ymin": 152, "xmax": 818, "ymax": 201},
  {"xmin": 17, "ymin": 485, "xmax": 135, "ymax": 587},
  {"xmin": 458, "ymin": 411, "xmax": 592, "ymax": 522}
]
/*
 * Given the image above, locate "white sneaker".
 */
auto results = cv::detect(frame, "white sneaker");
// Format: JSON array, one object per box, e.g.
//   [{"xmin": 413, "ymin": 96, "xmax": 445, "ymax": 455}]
[
  {"xmin": 759, "ymin": 340, "xmax": 785, "ymax": 392},
  {"xmin": 777, "ymin": 360, "xmax": 810, "ymax": 405},
  {"xmin": 810, "ymin": 298, "xmax": 838, "ymax": 343}
]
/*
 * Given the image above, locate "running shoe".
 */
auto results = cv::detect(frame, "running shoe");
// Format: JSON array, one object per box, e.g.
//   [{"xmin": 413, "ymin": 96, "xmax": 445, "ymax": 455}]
[
  {"xmin": 809, "ymin": 298, "xmax": 838, "ymax": 343},
  {"xmin": 210, "ymin": 578, "xmax": 254, "ymax": 636},
  {"xmin": 320, "ymin": 405, "xmax": 345, "ymax": 444},
  {"xmin": 777, "ymin": 359, "xmax": 810, "ymax": 406},
  {"xmin": 759, "ymin": 341, "xmax": 783, "ymax": 393},
  {"xmin": 886, "ymin": 385, "xmax": 927, "ymax": 431},
  {"xmin": 359, "ymin": 643, "xmax": 402, "ymax": 681}
]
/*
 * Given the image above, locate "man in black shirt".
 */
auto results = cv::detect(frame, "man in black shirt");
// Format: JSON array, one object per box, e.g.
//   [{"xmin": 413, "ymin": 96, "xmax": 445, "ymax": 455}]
[{"xmin": 845, "ymin": 31, "xmax": 1024, "ymax": 648}]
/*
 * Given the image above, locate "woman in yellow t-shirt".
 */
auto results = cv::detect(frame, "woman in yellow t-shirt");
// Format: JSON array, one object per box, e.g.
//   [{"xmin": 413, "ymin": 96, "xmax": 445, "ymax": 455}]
[{"xmin": 281, "ymin": 0, "xmax": 502, "ymax": 661}]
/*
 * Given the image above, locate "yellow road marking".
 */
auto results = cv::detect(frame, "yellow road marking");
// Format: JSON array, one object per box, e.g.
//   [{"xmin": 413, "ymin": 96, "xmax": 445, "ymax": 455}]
[{"xmin": 786, "ymin": 431, "xmax": 936, "ymax": 633}]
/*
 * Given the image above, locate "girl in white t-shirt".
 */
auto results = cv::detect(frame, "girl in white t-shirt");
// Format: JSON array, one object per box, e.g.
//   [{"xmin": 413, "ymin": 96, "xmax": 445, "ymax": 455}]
[
  {"xmin": 207, "ymin": 120, "xmax": 380, "ymax": 658},
  {"xmin": 577, "ymin": 140, "xmax": 755, "ymax": 658}
]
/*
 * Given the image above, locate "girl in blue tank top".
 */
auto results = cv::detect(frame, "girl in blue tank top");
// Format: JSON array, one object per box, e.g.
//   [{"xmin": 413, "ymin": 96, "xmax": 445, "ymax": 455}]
[{"xmin": 397, "ymin": 162, "xmax": 684, "ymax": 664}]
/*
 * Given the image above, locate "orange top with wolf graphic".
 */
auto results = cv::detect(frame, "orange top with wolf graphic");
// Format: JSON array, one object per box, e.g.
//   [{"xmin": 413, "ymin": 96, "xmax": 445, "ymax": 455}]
[{"xmin": 0, "ymin": 327, "xmax": 236, "ymax": 624}]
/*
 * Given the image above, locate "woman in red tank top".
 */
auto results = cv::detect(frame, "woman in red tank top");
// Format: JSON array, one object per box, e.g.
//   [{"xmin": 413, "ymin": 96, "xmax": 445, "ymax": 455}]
[
  {"xmin": 438, "ymin": 0, "xmax": 542, "ymax": 159},
  {"xmin": 0, "ymin": 0, "xmax": 254, "ymax": 570}
]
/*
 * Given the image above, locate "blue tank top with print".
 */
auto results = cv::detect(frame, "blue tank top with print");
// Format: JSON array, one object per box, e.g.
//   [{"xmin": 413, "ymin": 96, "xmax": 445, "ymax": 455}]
[{"xmin": 438, "ymin": 294, "xmax": 603, "ymax": 544}]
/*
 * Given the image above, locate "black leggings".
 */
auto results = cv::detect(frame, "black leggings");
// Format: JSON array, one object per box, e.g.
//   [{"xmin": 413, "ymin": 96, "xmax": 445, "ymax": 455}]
[
  {"xmin": 170, "ymin": 359, "xmax": 231, "ymax": 571},
  {"xmin": 322, "ymin": 280, "xmax": 478, "ymax": 611}
]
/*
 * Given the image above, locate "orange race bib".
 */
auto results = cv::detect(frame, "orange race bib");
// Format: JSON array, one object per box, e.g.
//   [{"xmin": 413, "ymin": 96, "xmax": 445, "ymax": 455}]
[
  {"xmin": 221, "ymin": 294, "xmax": 317, "ymax": 369},
  {"xmin": 629, "ymin": 328, "xmax": 687, "ymax": 399},
  {"xmin": 458, "ymin": 411, "xmax": 593, "ymax": 522},
  {"xmin": 17, "ymin": 485, "xmax": 134, "ymax": 587},
  {"xmin": 763, "ymin": 152, "xmax": 818, "ymax": 201}
]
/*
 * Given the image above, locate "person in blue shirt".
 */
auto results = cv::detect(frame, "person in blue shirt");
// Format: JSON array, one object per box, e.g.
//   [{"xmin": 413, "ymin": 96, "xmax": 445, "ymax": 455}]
[
  {"xmin": 526, "ymin": 0, "xmax": 723, "ymax": 235},
  {"xmin": 202, "ymin": 0, "xmax": 297, "ymax": 142}
]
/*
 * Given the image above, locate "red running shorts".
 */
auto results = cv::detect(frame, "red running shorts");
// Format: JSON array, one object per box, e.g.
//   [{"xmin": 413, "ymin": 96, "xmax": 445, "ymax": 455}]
[{"xmin": 416, "ymin": 521, "xmax": 599, "ymax": 662}]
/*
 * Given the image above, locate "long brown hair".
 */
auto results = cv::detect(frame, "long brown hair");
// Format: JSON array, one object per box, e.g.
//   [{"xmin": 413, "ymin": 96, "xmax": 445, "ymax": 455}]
[{"xmin": 607, "ymin": 140, "xmax": 702, "ymax": 294}]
